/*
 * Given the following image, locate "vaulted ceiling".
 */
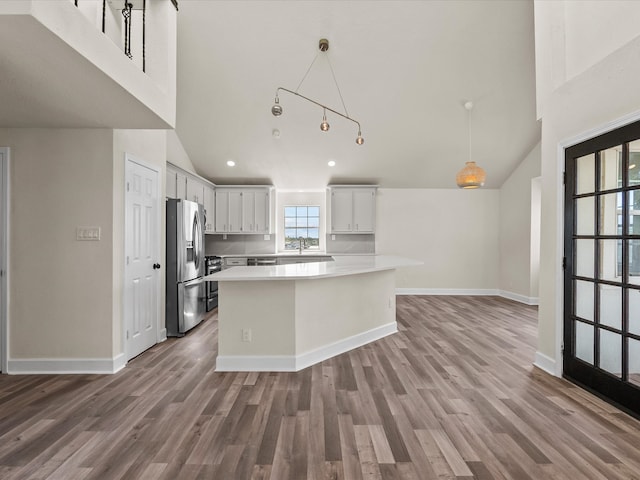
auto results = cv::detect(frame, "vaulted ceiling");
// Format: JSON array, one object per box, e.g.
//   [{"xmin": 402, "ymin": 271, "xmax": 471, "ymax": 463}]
[{"xmin": 175, "ymin": 0, "xmax": 540, "ymax": 190}]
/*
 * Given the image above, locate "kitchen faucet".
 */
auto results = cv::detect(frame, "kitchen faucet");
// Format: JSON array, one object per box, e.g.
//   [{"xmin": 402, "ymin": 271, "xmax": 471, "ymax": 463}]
[{"xmin": 298, "ymin": 236, "xmax": 306, "ymax": 254}]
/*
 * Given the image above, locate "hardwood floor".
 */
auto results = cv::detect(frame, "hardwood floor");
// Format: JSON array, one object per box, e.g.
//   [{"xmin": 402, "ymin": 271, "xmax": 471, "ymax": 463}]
[{"xmin": 1, "ymin": 295, "xmax": 640, "ymax": 479}]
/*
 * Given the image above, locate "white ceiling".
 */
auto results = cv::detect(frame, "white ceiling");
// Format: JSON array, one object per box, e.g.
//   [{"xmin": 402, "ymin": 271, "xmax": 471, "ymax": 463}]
[{"xmin": 175, "ymin": 0, "xmax": 540, "ymax": 190}]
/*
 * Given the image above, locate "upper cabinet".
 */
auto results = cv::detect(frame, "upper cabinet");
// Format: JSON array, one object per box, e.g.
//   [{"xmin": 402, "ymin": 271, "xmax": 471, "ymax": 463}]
[
  {"xmin": 186, "ymin": 176, "xmax": 205, "ymax": 204},
  {"xmin": 242, "ymin": 189, "xmax": 271, "ymax": 234},
  {"xmin": 329, "ymin": 186, "xmax": 377, "ymax": 234},
  {"xmin": 166, "ymin": 163, "xmax": 215, "ymax": 234},
  {"xmin": 203, "ymin": 186, "xmax": 215, "ymax": 234},
  {"xmin": 215, "ymin": 187, "xmax": 273, "ymax": 234}
]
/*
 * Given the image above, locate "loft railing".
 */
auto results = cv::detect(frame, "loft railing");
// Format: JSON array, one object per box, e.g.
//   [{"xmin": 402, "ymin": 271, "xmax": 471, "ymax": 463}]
[{"xmin": 71, "ymin": 0, "xmax": 178, "ymax": 73}]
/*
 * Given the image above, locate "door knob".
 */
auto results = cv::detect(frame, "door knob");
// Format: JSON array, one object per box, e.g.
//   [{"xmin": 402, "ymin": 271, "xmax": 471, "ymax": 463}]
[{"xmin": 153, "ymin": 263, "xmax": 161, "ymax": 269}]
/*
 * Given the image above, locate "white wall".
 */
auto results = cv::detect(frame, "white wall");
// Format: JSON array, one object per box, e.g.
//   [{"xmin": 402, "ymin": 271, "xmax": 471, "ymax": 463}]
[
  {"xmin": 0, "ymin": 128, "xmax": 115, "ymax": 360},
  {"xmin": 534, "ymin": 0, "xmax": 640, "ymax": 120},
  {"xmin": 166, "ymin": 130, "xmax": 197, "ymax": 174},
  {"xmin": 535, "ymin": 0, "xmax": 640, "ymax": 373},
  {"xmin": 498, "ymin": 142, "xmax": 541, "ymax": 303},
  {"xmin": 0, "ymin": 128, "xmax": 168, "ymax": 370},
  {"xmin": 376, "ymin": 188, "xmax": 500, "ymax": 291},
  {"xmin": 53, "ymin": 0, "xmax": 177, "ymax": 124}
]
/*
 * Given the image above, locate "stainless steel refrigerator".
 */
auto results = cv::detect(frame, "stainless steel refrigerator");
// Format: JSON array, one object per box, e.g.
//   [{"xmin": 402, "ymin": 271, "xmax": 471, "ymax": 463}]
[{"xmin": 166, "ymin": 199, "xmax": 206, "ymax": 336}]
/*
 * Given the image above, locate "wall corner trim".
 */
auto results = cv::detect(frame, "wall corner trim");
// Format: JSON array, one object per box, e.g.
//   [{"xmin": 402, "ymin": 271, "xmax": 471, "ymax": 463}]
[
  {"xmin": 498, "ymin": 290, "xmax": 539, "ymax": 305},
  {"xmin": 533, "ymin": 351, "xmax": 558, "ymax": 377},
  {"xmin": 7, "ymin": 355, "xmax": 127, "ymax": 375}
]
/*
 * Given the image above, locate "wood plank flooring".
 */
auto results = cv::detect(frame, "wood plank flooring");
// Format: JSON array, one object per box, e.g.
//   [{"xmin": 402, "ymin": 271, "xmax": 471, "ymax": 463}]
[{"xmin": 1, "ymin": 295, "xmax": 640, "ymax": 479}]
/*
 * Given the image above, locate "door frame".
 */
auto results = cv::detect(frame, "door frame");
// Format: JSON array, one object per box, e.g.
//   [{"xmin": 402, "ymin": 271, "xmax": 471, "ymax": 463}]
[
  {"xmin": 553, "ymin": 110, "xmax": 640, "ymax": 379},
  {"xmin": 123, "ymin": 153, "xmax": 163, "ymax": 362},
  {"xmin": 562, "ymin": 120, "xmax": 640, "ymax": 416},
  {"xmin": 0, "ymin": 148, "xmax": 8, "ymax": 373}
]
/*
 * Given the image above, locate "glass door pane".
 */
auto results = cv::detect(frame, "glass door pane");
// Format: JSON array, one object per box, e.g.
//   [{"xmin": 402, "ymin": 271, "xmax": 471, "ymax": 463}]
[
  {"xmin": 577, "ymin": 153, "xmax": 596, "ymax": 194},
  {"xmin": 565, "ymin": 124, "xmax": 640, "ymax": 417}
]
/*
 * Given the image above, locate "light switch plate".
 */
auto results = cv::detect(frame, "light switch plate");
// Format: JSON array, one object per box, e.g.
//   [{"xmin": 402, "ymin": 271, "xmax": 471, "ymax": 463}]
[{"xmin": 76, "ymin": 226, "xmax": 101, "ymax": 241}]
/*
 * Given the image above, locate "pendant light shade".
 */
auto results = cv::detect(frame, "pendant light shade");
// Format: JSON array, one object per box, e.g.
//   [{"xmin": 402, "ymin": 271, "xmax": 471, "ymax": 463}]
[
  {"xmin": 457, "ymin": 101, "xmax": 486, "ymax": 189},
  {"xmin": 456, "ymin": 161, "xmax": 486, "ymax": 189},
  {"xmin": 320, "ymin": 110, "xmax": 330, "ymax": 131}
]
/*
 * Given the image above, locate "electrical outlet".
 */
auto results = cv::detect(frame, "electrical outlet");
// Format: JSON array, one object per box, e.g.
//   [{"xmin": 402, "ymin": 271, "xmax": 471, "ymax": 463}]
[{"xmin": 242, "ymin": 328, "xmax": 252, "ymax": 342}]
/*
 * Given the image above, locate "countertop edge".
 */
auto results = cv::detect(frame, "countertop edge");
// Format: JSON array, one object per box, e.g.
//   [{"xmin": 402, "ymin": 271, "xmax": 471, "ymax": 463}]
[{"xmin": 205, "ymin": 255, "xmax": 423, "ymax": 282}]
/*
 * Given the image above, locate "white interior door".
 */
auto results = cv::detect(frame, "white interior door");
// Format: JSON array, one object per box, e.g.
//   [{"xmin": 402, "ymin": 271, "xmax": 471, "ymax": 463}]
[
  {"xmin": 124, "ymin": 155, "xmax": 161, "ymax": 361},
  {"xmin": 0, "ymin": 148, "xmax": 7, "ymax": 373}
]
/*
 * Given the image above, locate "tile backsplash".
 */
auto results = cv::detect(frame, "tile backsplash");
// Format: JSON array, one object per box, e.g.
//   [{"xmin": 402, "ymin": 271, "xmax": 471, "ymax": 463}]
[
  {"xmin": 206, "ymin": 233, "xmax": 375, "ymax": 255},
  {"xmin": 326, "ymin": 234, "xmax": 375, "ymax": 254},
  {"xmin": 205, "ymin": 234, "xmax": 276, "ymax": 255}
]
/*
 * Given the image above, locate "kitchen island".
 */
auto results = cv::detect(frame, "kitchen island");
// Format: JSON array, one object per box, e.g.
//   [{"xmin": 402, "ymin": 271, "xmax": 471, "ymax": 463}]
[{"xmin": 205, "ymin": 255, "xmax": 421, "ymax": 371}]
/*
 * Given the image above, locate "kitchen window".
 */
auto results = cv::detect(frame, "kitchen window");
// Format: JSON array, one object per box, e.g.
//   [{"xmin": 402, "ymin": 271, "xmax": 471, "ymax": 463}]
[{"xmin": 284, "ymin": 206, "xmax": 320, "ymax": 250}]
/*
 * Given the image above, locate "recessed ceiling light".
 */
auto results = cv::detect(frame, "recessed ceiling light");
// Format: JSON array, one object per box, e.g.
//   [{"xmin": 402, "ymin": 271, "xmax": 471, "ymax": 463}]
[
  {"xmin": 226, "ymin": 160, "xmax": 236, "ymax": 167},
  {"xmin": 328, "ymin": 160, "xmax": 336, "ymax": 167}
]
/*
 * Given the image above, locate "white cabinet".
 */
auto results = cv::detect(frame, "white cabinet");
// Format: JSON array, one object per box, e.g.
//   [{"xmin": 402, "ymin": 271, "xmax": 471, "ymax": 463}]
[
  {"xmin": 215, "ymin": 189, "xmax": 243, "ymax": 233},
  {"xmin": 166, "ymin": 165, "xmax": 188, "ymax": 200},
  {"xmin": 242, "ymin": 189, "xmax": 270, "ymax": 233},
  {"xmin": 215, "ymin": 187, "xmax": 272, "ymax": 234},
  {"xmin": 186, "ymin": 176, "xmax": 205, "ymax": 204},
  {"xmin": 203, "ymin": 184, "xmax": 215, "ymax": 234},
  {"xmin": 329, "ymin": 186, "xmax": 376, "ymax": 234},
  {"xmin": 166, "ymin": 163, "xmax": 216, "ymax": 233},
  {"xmin": 176, "ymin": 171, "xmax": 187, "ymax": 200},
  {"xmin": 166, "ymin": 167, "xmax": 177, "ymax": 198}
]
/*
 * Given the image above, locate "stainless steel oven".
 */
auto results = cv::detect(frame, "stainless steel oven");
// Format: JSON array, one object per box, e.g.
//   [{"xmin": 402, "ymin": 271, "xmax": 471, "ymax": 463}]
[{"xmin": 205, "ymin": 256, "xmax": 221, "ymax": 312}]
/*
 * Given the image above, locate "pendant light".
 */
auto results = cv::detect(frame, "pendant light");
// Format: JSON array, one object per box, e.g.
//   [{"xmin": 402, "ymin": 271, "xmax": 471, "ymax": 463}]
[
  {"xmin": 456, "ymin": 101, "xmax": 486, "ymax": 189},
  {"xmin": 271, "ymin": 39, "xmax": 364, "ymax": 145}
]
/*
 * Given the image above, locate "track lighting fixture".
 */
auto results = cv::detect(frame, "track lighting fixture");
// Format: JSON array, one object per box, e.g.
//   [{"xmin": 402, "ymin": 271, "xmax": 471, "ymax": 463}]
[{"xmin": 271, "ymin": 38, "xmax": 364, "ymax": 145}]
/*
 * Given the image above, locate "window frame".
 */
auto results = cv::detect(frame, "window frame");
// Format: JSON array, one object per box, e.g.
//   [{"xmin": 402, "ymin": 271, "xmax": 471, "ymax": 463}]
[{"xmin": 283, "ymin": 205, "xmax": 321, "ymax": 251}]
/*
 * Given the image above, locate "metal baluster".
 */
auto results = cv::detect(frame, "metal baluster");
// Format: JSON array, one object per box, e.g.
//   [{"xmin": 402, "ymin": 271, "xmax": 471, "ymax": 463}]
[{"xmin": 122, "ymin": 2, "xmax": 133, "ymax": 60}]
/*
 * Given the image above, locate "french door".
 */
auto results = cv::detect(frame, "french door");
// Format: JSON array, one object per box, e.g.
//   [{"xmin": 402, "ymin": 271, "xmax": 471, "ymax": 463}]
[{"xmin": 564, "ymin": 120, "xmax": 640, "ymax": 416}]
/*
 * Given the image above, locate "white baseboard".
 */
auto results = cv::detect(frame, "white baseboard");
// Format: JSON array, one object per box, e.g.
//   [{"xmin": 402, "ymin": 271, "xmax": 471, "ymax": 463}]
[
  {"xmin": 216, "ymin": 355, "xmax": 296, "ymax": 372},
  {"xmin": 533, "ymin": 351, "xmax": 558, "ymax": 377},
  {"xmin": 158, "ymin": 328, "xmax": 167, "ymax": 343},
  {"xmin": 7, "ymin": 354, "xmax": 127, "ymax": 375},
  {"xmin": 395, "ymin": 288, "xmax": 539, "ymax": 306},
  {"xmin": 396, "ymin": 288, "xmax": 500, "ymax": 296},
  {"xmin": 498, "ymin": 290, "xmax": 539, "ymax": 305},
  {"xmin": 216, "ymin": 322, "xmax": 397, "ymax": 372}
]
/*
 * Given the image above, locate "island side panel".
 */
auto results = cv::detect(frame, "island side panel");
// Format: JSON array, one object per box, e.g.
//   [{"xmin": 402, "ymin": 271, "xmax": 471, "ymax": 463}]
[
  {"xmin": 294, "ymin": 269, "xmax": 396, "ymax": 365},
  {"xmin": 216, "ymin": 280, "xmax": 296, "ymax": 371}
]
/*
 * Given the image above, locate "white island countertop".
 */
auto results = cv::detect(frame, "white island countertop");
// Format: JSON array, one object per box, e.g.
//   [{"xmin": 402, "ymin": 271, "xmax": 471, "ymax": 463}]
[{"xmin": 205, "ymin": 255, "xmax": 422, "ymax": 282}]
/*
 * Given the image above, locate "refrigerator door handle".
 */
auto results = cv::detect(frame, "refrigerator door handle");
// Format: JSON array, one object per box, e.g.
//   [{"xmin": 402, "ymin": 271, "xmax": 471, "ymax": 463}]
[
  {"xmin": 192, "ymin": 211, "xmax": 201, "ymax": 271},
  {"xmin": 183, "ymin": 277, "xmax": 204, "ymax": 287}
]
